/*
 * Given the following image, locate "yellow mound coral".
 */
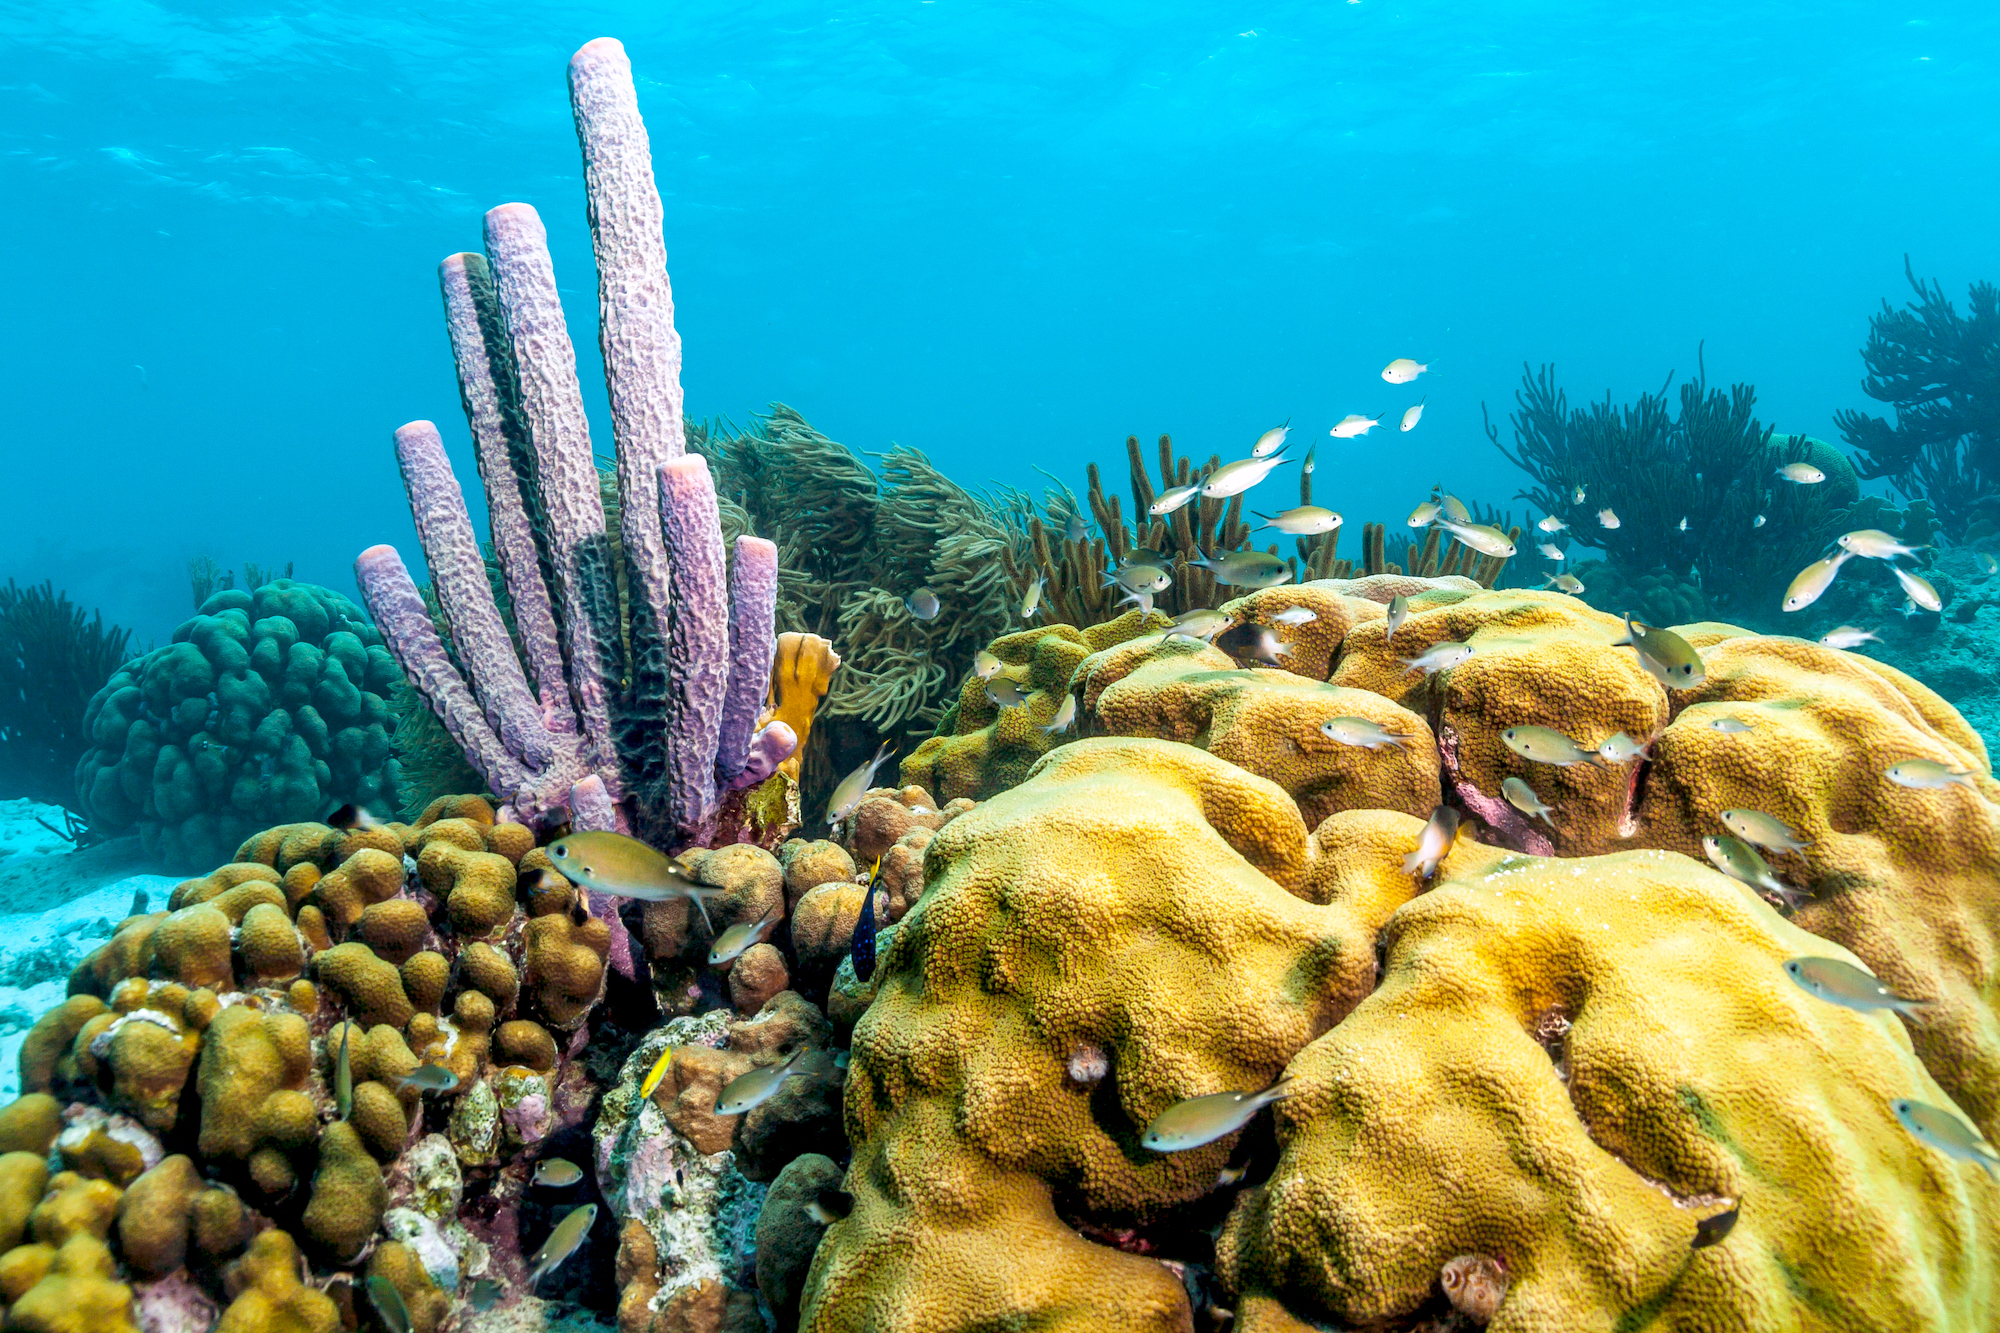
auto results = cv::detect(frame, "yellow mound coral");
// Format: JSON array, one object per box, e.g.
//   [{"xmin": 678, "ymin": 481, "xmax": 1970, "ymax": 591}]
[
  {"xmin": 149, "ymin": 904, "xmax": 234, "ymax": 990},
  {"xmin": 522, "ymin": 912, "xmax": 610, "ymax": 1029},
  {"xmin": 5, "ymin": 1233, "xmax": 136, "ymax": 1333},
  {"xmin": 20, "ymin": 996, "xmax": 106, "ymax": 1094},
  {"xmin": 1218, "ymin": 825, "xmax": 2000, "ymax": 1330},
  {"xmin": 214, "ymin": 1228, "xmax": 338, "ymax": 1333},
  {"xmin": 194, "ymin": 1005, "xmax": 312, "ymax": 1165},
  {"xmin": 300, "ymin": 1121, "xmax": 386, "ymax": 1263},
  {"xmin": 312, "ymin": 942, "xmax": 414, "ymax": 1029},
  {"xmin": 901, "ymin": 612, "xmax": 1164, "ymax": 802}
]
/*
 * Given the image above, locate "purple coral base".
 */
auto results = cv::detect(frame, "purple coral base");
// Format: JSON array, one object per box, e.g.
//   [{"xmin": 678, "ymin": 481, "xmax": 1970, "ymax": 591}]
[{"xmin": 1438, "ymin": 722, "xmax": 1556, "ymax": 857}]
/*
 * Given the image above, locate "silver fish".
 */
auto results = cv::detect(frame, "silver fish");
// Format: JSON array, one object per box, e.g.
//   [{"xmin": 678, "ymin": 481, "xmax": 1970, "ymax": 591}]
[
  {"xmin": 986, "ymin": 677, "xmax": 1031, "ymax": 708},
  {"xmin": 1885, "ymin": 759, "xmax": 1976, "ymax": 790},
  {"xmin": 1400, "ymin": 401, "xmax": 1425, "ymax": 432},
  {"xmin": 1110, "ymin": 563, "xmax": 1173, "ymax": 594},
  {"xmin": 1544, "ymin": 573, "xmax": 1584, "ymax": 594},
  {"xmin": 1598, "ymin": 508, "xmax": 1620, "ymax": 529},
  {"xmin": 532, "ymin": 1157, "xmax": 585, "ymax": 1188},
  {"xmin": 1398, "ymin": 641, "xmax": 1473, "ymax": 675},
  {"xmin": 904, "ymin": 588, "xmax": 941, "ymax": 620},
  {"xmin": 708, "ymin": 906, "xmax": 782, "ymax": 966},
  {"xmin": 1784, "ymin": 957, "xmax": 1921, "ymax": 1015},
  {"xmin": 1894, "ymin": 1100, "xmax": 1999, "ymax": 1179},
  {"xmin": 1320, "ymin": 717, "xmax": 1411, "ymax": 750},
  {"xmin": 1407, "ymin": 501, "xmax": 1441, "ymax": 527},
  {"xmin": 973, "ymin": 649, "xmax": 1002, "ymax": 680},
  {"xmin": 1252, "ymin": 423, "xmax": 1290, "ymax": 457},
  {"xmin": 1192, "ymin": 549, "xmax": 1292, "ymax": 589},
  {"xmin": 398, "ymin": 1063, "xmax": 460, "ymax": 1094},
  {"xmin": 1167, "ymin": 608, "xmax": 1235, "ymax": 642},
  {"xmin": 1702, "ymin": 834, "xmax": 1798, "ymax": 906},
  {"xmin": 1595, "ymin": 731, "xmax": 1651, "ymax": 764},
  {"xmin": 1837, "ymin": 529, "xmax": 1927, "ymax": 560},
  {"xmin": 1892, "ymin": 565, "xmax": 1942, "ymax": 612},
  {"xmin": 1721, "ymin": 808, "xmax": 1808, "ymax": 852},
  {"xmin": 526, "ymin": 1203, "xmax": 597, "ymax": 1288},
  {"xmin": 1782, "ymin": 551, "xmax": 1852, "ymax": 612},
  {"xmin": 1254, "ymin": 505, "xmax": 1341, "ymax": 535},
  {"xmin": 1403, "ymin": 805, "xmax": 1461, "ymax": 877},
  {"xmin": 1574, "ymin": 484, "xmax": 1587, "ymax": 504},
  {"xmin": 1381, "ymin": 357, "xmax": 1431, "ymax": 383},
  {"xmin": 1707, "ymin": 716, "xmax": 1754, "ymax": 734},
  {"xmin": 1440, "ymin": 494, "xmax": 1472, "ymax": 524},
  {"xmin": 716, "ymin": 1048, "xmax": 810, "ymax": 1116},
  {"xmin": 1041, "ymin": 694, "xmax": 1078, "ymax": 734},
  {"xmin": 1501, "ymin": 725, "xmax": 1595, "ymax": 766},
  {"xmin": 1537, "ymin": 515, "xmax": 1566, "ymax": 533},
  {"xmin": 828, "ymin": 742, "xmax": 895, "ymax": 824},
  {"xmin": 1538, "ymin": 542, "xmax": 1565, "ymax": 561},
  {"xmin": 1436, "ymin": 518, "xmax": 1515, "ymax": 558},
  {"xmin": 1819, "ymin": 625, "xmax": 1880, "ymax": 650},
  {"xmin": 1384, "ymin": 594, "xmax": 1409, "ymax": 641},
  {"xmin": 1776, "ymin": 462, "xmax": 1825, "ymax": 484},
  {"xmin": 1329, "ymin": 413, "xmax": 1383, "ymax": 438},
  {"xmin": 1065, "ymin": 510, "xmax": 1090, "ymax": 542},
  {"xmin": 1500, "ymin": 776, "xmax": 1556, "ymax": 825},
  {"xmin": 1141, "ymin": 1077, "xmax": 1295, "ymax": 1151},
  {"xmin": 1020, "ymin": 576, "xmax": 1046, "ymax": 621},
  {"xmin": 1149, "ymin": 482, "xmax": 1203, "ymax": 516},
  {"xmin": 1616, "ymin": 614, "xmax": 1705, "ymax": 689},
  {"xmin": 1272, "ymin": 606, "xmax": 1318, "ymax": 626},
  {"xmin": 1203, "ymin": 454, "xmax": 1291, "ymax": 499}
]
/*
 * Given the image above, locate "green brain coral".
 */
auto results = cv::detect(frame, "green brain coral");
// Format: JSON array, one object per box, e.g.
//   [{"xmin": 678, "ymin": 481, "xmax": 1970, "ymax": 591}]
[{"xmin": 75, "ymin": 580, "xmax": 402, "ymax": 867}]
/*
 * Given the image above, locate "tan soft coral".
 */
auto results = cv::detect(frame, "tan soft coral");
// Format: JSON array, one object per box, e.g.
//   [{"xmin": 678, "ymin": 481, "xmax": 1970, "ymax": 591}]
[
  {"xmin": 1218, "ymin": 828, "xmax": 2000, "ymax": 1331},
  {"xmin": 807, "ymin": 737, "xmax": 1377, "ymax": 1332}
]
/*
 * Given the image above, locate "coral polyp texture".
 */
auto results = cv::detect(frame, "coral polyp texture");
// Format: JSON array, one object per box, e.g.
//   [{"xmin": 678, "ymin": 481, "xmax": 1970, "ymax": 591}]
[
  {"xmin": 355, "ymin": 36, "xmax": 793, "ymax": 851},
  {"xmin": 75, "ymin": 580, "xmax": 400, "ymax": 866}
]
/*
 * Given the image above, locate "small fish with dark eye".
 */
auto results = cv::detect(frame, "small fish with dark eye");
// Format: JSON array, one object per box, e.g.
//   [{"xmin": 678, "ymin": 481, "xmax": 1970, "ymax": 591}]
[
  {"xmin": 1691, "ymin": 1204, "xmax": 1739, "ymax": 1249},
  {"xmin": 1399, "ymin": 640, "xmax": 1473, "ymax": 675},
  {"xmin": 1979, "ymin": 552, "xmax": 2000, "ymax": 576},
  {"xmin": 1837, "ymin": 528, "xmax": 1928, "ymax": 560},
  {"xmin": 715, "ymin": 1048, "xmax": 811, "ymax": 1116},
  {"xmin": 1384, "ymin": 593, "xmax": 1409, "ymax": 641},
  {"xmin": 1893, "ymin": 1099, "xmax": 1999, "ymax": 1179},
  {"xmin": 1149, "ymin": 482, "xmax": 1204, "ymax": 516},
  {"xmin": 1251, "ymin": 422, "xmax": 1290, "ymax": 457},
  {"xmin": 1783, "ymin": 956, "xmax": 1923, "ymax": 1014},
  {"xmin": 526, "ymin": 1202, "xmax": 598, "ymax": 1288},
  {"xmin": 1706, "ymin": 716, "xmax": 1754, "ymax": 734},
  {"xmin": 1108, "ymin": 562, "xmax": 1173, "ymax": 594},
  {"xmin": 1302, "ymin": 443, "xmax": 1316, "ymax": 475},
  {"xmin": 365, "ymin": 1274, "xmax": 410, "ymax": 1333},
  {"xmin": 1538, "ymin": 542, "xmax": 1565, "ymax": 561},
  {"xmin": 1142, "ymin": 1077, "xmax": 1295, "ymax": 1151},
  {"xmin": 1407, "ymin": 500, "xmax": 1441, "ymax": 527},
  {"xmin": 1702, "ymin": 834, "xmax": 1799, "ymax": 907},
  {"xmin": 1597, "ymin": 508, "xmax": 1620, "ymax": 529},
  {"xmin": 1501, "ymin": 776, "xmax": 1556, "ymax": 826},
  {"xmin": 1190, "ymin": 549, "xmax": 1291, "ymax": 589},
  {"xmin": 398, "ymin": 1063, "xmax": 460, "ymax": 1095},
  {"xmin": 1329, "ymin": 412, "xmax": 1383, "ymax": 438},
  {"xmin": 1776, "ymin": 461, "xmax": 1825, "ymax": 484},
  {"xmin": 1166, "ymin": 608, "xmax": 1235, "ymax": 642},
  {"xmin": 1202, "ymin": 453, "xmax": 1291, "ymax": 499},
  {"xmin": 532, "ymin": 1157, "xmax": 585, "ymax": 1188},
  {"xmin": 1573, "ymin": 484, "xmax": 1587, "ymax": 503},
  {"xmin": 1041, "ymin": 694, "xmax": 1077, "ymax": 734},
  {"xmin": 1381, "ymin": 357, "xmax": 1431, "ymax": 383},
  {"xmin": 1891, "ymin": 564, "xmax": 1942, "ymax": 613},
  {"xmin": 327, "ymin": 803, "xmax": 386, "ymax": 832},
  {"xmin": 466, "ymin": 1278, "xmax": 504, "ymax": 1310},
  {"xmin": 545, "ymin": 831, "xmax": 726, "ymax": 931},
  {"xmin": 1543, "ymin": 572, "xmax": 1584, "ymax": 595},
  {"xmin": 1403, "ymin": 805, "xmax": 1461, "ymax": 878},
  {"xmin": 1064, "ymin": 510, "xmax": 1089, "ymax": 542},
  {"xmin": 1502, "ymin": 725, "xmax": 1595, "ymax": 766},
  {"xmin": 1538, "ymin": 515, "xmax": 1566, "ymax": 533},
  {"xmin": 1720, "ymin": 808, "xmax": 1808, "ymax": 852},
  {"xmin": 1020, "ymin": 576, "xmax": 1046, "ymax": 621},
  {"xmin": 827, "ymin": 741, "xmax": 895, "ymax": 825},
  {"xmin": 1399, "ymin": 400, "xmax": 1425, "ymax": 432},
  {"xmin": 1435, "ymin": 518, "xmax": 1515, "ymax": 558},
  {"xmin": 986, "ymin": 677, "xmax": 1031, "ymax": 709},
  {"xmin": 1885, "ymin": 758, "xmax": 1977, "ymax": 791},
  {"xmin": 1595, "ymin": 731, "xmax": 1651, "ymax": 764},
  {"xmin": 973, "ymin": 649, "xmax": 1002, "ymax": 680},
  {"xmin": 1253, "ymin": 505, "xmax": 1341, "ymax": 535},
  {"xmin": 1320, "ymin": 717, "xmax": 1412, "ymax": 750},
  {"xmin": 1819, "ymin": 625, "xmax": 1880, "ymax": 650},
  {"xmin": 1782, "ymin": 551, "xmax": 1852, "ymax": 612},
  {"xmin": 708, "ymin": 906, "xmax": 782, "ymax": 966},
  {"xmin": 1615, "ymin": 613, "xmax": 1705, "ymax": 689},
  {"xmin": 904, "ymin": 587, "xmax": 941, "ymax": 620},
  {"xmin": 806, "ymin": 1186, "xmax": 855, "ymax": 1225},
  {"xmin": 1272, "ymin": 606, "xmax": 1318, "ymax": 626}
]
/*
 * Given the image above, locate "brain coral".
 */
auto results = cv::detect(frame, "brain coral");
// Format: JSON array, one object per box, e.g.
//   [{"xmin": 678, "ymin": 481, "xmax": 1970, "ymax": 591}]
[{"xmin": 75, "ymin": 580, "xmax": 403, "ymax": 866}]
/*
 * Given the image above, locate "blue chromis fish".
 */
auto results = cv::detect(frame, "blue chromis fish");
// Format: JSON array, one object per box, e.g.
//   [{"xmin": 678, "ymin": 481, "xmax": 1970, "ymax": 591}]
[
  {"xmin": 716, "ymin": 1047, "xmax": 811, "ymax": 1116},
  {"xmin": 1783, "ymin": 957, "xmax": 1922, "ymax": 1014},
  {"xmin": 1320, "ymin": 717, "xmax": 1411, "ymax": 750},
  {"xmin": 1615, "ymin": 613, "xmax": 1705, "ymax": 689},
  {"xmin": 1721, "ymin": 808, "xmax": 1808, "ymax": 852},
  {"xmin": 1702, "ymin": 834, "xmax": 1799, "ymax": 907},
  {"xmin": 365, "ymin": 1275, "xmax": 410, "ymax": 1333},
  {"xmin": 1167, "ymin": 608, "xmax": 1235, "ymax": 642},
  {"xmin": 546, "ymin": 831, "xmax": 726, "ymax": 932},
  {"xmin": 1893, "ymin": 1099, "xmax": 1999, "ymax": 1178},
  {"xmin": 1202, "ymin": 454, "xmax": 1290, "ymax": 499},
  {"xmin": 1329, "ymin": 413, "xmax": 1383, "ymax": 438},
  {"xmin": 904, "ymin": 587, "xmax": 941, "ymax": 620},
  {"xmin": 828, "ymin": 741, "xmax": 895, "ymax": 824},
  {"xmin": 1141, "ymin": 1077, "xmax": 1295, "ymax": 1151},
  {"xmin": 526, "ymin": 1203, "xmax": 597, "ymax": 1288},
  {"xmin": 850, "ymin": 868, "xmax": 881, "ymax": 983},
  {"xmin": 1253, "ymin": 505, "xmax": 1341, "ymax": 535},
  {"xmin": 1501, "ymin": 725, "xmax": 1594, "ymax": 766}
]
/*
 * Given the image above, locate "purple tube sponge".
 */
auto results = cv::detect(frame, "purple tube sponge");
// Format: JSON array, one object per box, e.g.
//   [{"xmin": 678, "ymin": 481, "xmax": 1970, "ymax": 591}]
[{"xmin": 355, "ymin": 37, "xmax": 791, "ymax": 846}]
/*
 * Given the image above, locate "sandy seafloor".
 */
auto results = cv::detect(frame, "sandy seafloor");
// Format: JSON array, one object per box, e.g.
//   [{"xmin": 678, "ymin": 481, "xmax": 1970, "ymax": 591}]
[{"xmin": 0, "ymin": 798, "xmax": 177, "ymax": 1101}]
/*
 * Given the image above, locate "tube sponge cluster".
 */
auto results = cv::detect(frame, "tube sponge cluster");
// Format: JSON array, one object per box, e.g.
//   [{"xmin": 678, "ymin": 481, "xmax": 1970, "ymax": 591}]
[{"xmin": 74, "ymin": 581, "xmax": 401, "ymax": 867}]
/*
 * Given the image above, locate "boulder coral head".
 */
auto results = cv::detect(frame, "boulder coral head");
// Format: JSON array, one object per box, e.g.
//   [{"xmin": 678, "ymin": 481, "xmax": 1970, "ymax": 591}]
[
  {"xmin": 75, "ymin": 579, "xmax": 400, "ymax": 867},
  {"xmin": 353, "ymin": 36, "xmax": 795, "ymax": 853}
]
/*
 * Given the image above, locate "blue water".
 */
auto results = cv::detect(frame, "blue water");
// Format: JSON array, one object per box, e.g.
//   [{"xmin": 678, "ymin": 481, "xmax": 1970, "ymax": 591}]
[{"xmin": 6, "ymin": 2, "xmax": 1997, "ymax": 642}]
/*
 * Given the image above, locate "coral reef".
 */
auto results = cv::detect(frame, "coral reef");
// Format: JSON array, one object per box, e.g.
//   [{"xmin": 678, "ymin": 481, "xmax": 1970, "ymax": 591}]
[
  {"xmin": 0, "ymin": 582, "xmax": 133, "ymax": 816},
  {"xmin": 355, "ymin": 38, "xmax": 791, "ymax": 847},
  {"xmin": 1488, "ymin": 359, "xmax": 1864, "ymax": 618},
  {"xmin": 73, "ymin": 580, "xmax": 400, "ymax": 867},
  {"xmin": 1837, "ymin": 257, "xmax": 2000, "ymax": 538}
]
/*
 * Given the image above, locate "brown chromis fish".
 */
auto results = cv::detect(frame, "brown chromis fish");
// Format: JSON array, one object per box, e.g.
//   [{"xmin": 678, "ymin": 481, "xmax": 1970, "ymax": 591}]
[
  {"xmin": 1500, "ymin": 776, "xmax": 1556, "ymax": 826},
  {"xmin": 1702, "ymin": 834, "xmax": 1798, "ymax": 907},
  {"xmin": 1329, "ymin": 413, "xmax": 1382, "ymax": 438},
  {"xmin": 1041, "ymin": 694, "xmax": 1078, "ymax": 734},
  {"xmin": 1191, "ymin": 549, "xmax": 1292, "ymax": 589},
  {"xmin": 398, "ymin": 1063, "xmax": 459, "ymax": 1094},
  {"xmin": 1691, "ymin": 1205, "xmax": 1739, "ymax": 1249},
  {"xmin": 1403, "ymin": 805, "xmax": 1461, "ymax": 878},
  {"xmin": 1783, "ymin": 957, "xmax": 1922, "ymax": 1015},
  {"xmin": 1776, "ymin": 462, "xmax": 1825, "ymax": 484},
  {"xmin": 1253, "ymin": 505, "xmax": 1341, "ymax": 535},
  {"xmin": 1252, "ymin": 423, "xmax": 1290, "ymax": 457},
  {"xmin": 986, "ymin": 677, "xmax": 1031, "ymax": 709},
  {"xmin": 1142, "ymin": 1077, "xmax": 1295, "ymax": 1151},
  {"xmin": 1502, "ymin": 726, "xmax": 1595, "ymax": 766},
  {"xmin": 1167, "ymin": 608, "xmax": 1234, "ymax": 642},
  {"xmin": 1783, "ymin": 550, "xmax": 1852, "ymax": 612},
  {"xmin": 1436, "ymin": 518, "xmax": 1515, "ymax": 558},
  {"xmin": 827, "ymin": 741, "xmax": 895, "ymax": 825},
  {"xmin": 1837, "ymin": 528, "xmax": 1927, "ymax": 560},
  {"xmin": 1320, "ymin": 717, "xmax": 1411, "ymax": 750},
  {"xmin": 709, "ymin": 906, "xmax": 782, "ymax": 966},
  {"xmin": 1893, "ymin": 1099, "xmax": 1999, "ymax": 1178},
  {"xmin": 1384, "ymin": 594, "xmax": 1409, "ymax": 641},
  {"xmin": 1398, "ymin": 641, "xmax": 1473, "ymax": 675},
  {"xmin": 973, "ymin": 650, "xmax": 1002, "ymax": 680},
  {"xmin": 1543, "ymin": 573, "xmax": 1584, "ymax": 594},
  {"xmin": 1721, "ymin": 809, "xmax": 1808, "ymax": 852},
  {"xmin": 1885, "ymin": 759, "xmax": 1977, "ymax": 791},
  {"xmin": 526, "ymin": 1202, "xmax": 597, "ymax": 1288},
  {"xmin": 1595, "ymin": 731, "xmax": 1651, "ymax": 764},
  {"xmin": 716, "ymin": 1047, "xmax": 810, "ymax": 1116},
  {"xmin": 1615, "ymin": 614, "xmax": 1704, "ymax": 689},
  {"xmin": 532, "ymin": 1157, "xmax": 584, "ymax": 1188},
  {"xmin": 545, "ymin": 831, "xmax": 725, "ymax": 932},
  {"xmin": 365, "ymin": 1274, "xmax": 410, "ymax": 1333},
  {"xmin": 1020, "ymin": 576, "xmax": 1046, "ymax": 621}
]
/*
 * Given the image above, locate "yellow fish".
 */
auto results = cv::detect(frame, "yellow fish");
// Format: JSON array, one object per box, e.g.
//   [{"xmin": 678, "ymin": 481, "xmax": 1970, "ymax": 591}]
[
  {"xmin": 1891, "ymin": 565, "xmax": 1942, "ymax": 612},
  {"xmin": 1407, "ymin": 501, "xmax": 1440, "ymax": 527},
  {"xmin": 638, "ymin": 1046, "xmax": 677, "ymax": 1101},
  {"xmin": 1885, "ymin": 759, "xmax": 1976, "ymax": 790}
]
